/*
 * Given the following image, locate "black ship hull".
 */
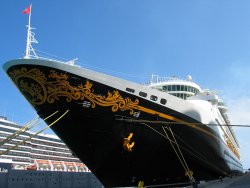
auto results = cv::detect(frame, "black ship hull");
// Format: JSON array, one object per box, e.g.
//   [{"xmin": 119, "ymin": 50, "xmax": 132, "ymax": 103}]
[{"xmin": 3, "ymin": 59, "xmax": 243, "ymax": 187}]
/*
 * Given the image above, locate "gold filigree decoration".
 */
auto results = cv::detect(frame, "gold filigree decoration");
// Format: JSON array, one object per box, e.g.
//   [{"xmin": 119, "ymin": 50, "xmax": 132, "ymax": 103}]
[
  {"xmin": 9, "ymin": 68, "xmax": 47, "ymax": 105},
  {"xmin": 8, "ymin": 67, "xmax": 139, "ymax": 115}
]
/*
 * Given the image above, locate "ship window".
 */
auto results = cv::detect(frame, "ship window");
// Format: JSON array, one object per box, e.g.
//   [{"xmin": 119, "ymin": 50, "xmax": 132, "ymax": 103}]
[
  {"xmin": 150, "ymin": 95, "xmax": 158, "ymax": 101},
  {"xmin": 126, "ymin": 88, "xmax": 135, "ymax": 93},
  {"xmin": 167, "ymin": 85, "xmax": 171, "ymax": 91},
  {"xmin": 165, "ymin": 86, "xmax": 169, "ymax": 91},
  {"xmin": 172, "ymin": 85, "xmax": 177, "ymax": 91},
  {"xmin": 177, "ymin": 85, "xmax": 180, "ymax": 91},
  {"xmin": 160, "ymin": 98, "xmax": 167, "ymax": 105},
  {"xmin": 139, "ymin": 91, "xmax": 147, "ymax": 97},
  {"xmin": 181, "ymin": 85, "xmax": 184, "ymax": 91}
]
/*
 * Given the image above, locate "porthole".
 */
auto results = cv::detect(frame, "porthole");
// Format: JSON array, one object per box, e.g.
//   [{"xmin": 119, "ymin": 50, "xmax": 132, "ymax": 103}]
[
  {"xmin": 126, "ymin": 88, "xmax": 135, "ymax": 93},
  {"xmin": 150, "ymin": 95, "xmax": 158, "ymax": 101},
  {"xmin": 139, "ymin": 91, "xmax": 147, "ymax": 97},
  {"xmin": 160, "ymin": 98, "xmax": 167, "ymax": 105}
]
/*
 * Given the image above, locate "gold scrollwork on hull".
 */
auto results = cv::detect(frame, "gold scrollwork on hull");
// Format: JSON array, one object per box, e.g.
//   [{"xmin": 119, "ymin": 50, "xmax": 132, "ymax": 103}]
[
  {"xmin": 8, "ymin": 67, "xmax": 139, "ymax": 115},
  {"xmin": 9, "ymin": 68, "xmax": 47, "ymax": 105}
]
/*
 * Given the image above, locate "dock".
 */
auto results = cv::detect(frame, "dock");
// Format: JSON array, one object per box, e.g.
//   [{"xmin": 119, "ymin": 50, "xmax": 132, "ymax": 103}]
[
  {"xmin": 197, "ymin": 173, "xmax": 250, "ymax": 188},
  {"xmin": 0, "ymin": 170, "xmax": 103, "ymax": 188}
]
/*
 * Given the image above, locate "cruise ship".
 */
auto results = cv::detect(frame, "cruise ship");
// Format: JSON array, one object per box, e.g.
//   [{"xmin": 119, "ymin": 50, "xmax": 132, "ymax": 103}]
[
  {"xmin": 0, "ymin": 115, "xmax": 89, "ymax": 172},
  {"xmin": 2, "ymin": 6, "xmax": 243, "ymax": 187}
]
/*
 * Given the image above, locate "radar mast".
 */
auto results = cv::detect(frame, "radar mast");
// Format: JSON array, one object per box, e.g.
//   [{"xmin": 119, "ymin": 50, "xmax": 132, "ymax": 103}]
[{"xmin": 24, "ymin": 4, "xmax": 38, "ymax": 59}]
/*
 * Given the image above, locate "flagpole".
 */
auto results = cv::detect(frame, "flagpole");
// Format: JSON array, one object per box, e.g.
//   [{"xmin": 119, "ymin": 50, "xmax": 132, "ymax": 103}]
[{"xmin": 24, "ymin": 5, "xmax": 32, "ymax": 59}]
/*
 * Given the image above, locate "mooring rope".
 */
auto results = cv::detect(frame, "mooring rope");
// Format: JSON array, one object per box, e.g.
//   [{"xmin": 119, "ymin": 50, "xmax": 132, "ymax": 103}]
[
  {"xmin": 0, "ymin": 111, "xmax": 59, "ymax": 147},
  {"xmin": 117, "ymin": 118, "xmax": 250, "ymax": 127},
  {"xmin": 162, "ymin": 126, "xmax": 195, "ymax": 183},
  {"xmin": 162, "ymin": 126, "xmax": 189, "ymax": 175},
  {"xmin": 140, "ymin": 122, "xmax": 228, "ymax": 178},
  {"xmin": 0, "ymin": 110, "xmax": 69, "ymax": 156}
]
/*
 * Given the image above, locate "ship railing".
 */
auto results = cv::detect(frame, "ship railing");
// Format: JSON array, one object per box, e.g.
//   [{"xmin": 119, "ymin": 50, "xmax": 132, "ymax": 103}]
[
  {"xmin": 27, "ymin": 55, "xmax": 79, "ymax": 67},
  {"xmin": 228, "ymin": 126, "xmax": 240, "ymax": 147},
  {"xmin": 142, "ymin": 75, "xmax": 195, "ymax": 86}
]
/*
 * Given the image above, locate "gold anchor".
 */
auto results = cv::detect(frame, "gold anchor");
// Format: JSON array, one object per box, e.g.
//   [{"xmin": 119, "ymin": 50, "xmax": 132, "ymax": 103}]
[
  {"xmin": 123, "ymin": 133, "xmax": 135, "ymax": 152},
  {"xmin": 138, "ymin": 180, "xmax": 144, "ymax": 188}
]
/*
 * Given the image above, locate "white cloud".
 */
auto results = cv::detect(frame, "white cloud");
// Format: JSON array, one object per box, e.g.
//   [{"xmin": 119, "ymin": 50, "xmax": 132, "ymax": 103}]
[
  {"xmin": 227, "ymin": 97, "xmax": 250, "ymax": 126},
  {"xmin": 220, "ymin": 61, "xmax": 250, "ymax": 169}
]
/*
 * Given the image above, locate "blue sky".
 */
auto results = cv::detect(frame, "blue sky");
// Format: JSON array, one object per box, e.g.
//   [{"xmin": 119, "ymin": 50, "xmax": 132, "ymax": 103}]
[{"xmin": 1, "ymin": 0, "xmax": 250, "ymax": 170}]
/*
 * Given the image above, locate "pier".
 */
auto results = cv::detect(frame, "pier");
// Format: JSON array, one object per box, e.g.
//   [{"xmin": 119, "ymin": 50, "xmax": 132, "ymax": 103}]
[
  {"xmin": 196, "ymin": 173, "xmax": 250, "ymax": 188},
  {"xmin": 0, "ymin": 170, "xmax": 103, "ymax": 188}
]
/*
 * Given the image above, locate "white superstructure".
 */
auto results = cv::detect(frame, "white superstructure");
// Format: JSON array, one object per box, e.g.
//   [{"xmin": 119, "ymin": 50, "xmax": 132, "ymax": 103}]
[
  {"xmin": 147, "ymin": 75, "xmax": 201, "ymax": 99},
  {"xmin": 146, "ymin": 75, "xmax": 241, "ymax": 166}
]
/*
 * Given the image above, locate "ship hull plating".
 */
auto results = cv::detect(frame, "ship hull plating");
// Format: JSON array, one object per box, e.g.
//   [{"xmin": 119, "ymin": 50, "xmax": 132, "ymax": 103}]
[{"xmin": 4, "ymin": 60, "xmax": 243, "ymax": 187}]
